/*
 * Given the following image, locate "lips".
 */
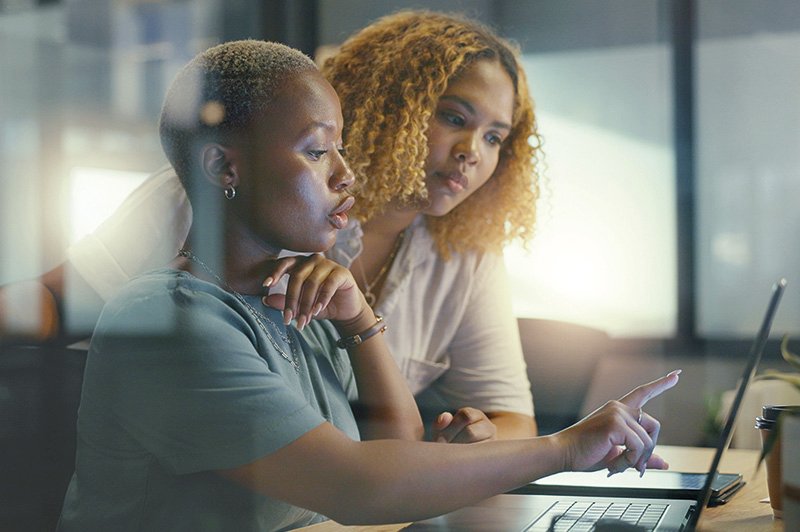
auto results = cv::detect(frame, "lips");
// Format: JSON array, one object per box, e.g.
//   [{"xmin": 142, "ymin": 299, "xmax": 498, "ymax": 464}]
[
  {"xmin": 328, "ymin": 195, "xmax": 355, "ymax": 229},
  {"xmin": 438, "ymin": 171, "xmax": 469, "ymax": 194}
]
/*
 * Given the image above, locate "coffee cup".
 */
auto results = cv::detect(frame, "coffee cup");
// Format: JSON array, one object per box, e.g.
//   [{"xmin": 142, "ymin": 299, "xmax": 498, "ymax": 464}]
[
  {"xmin": 782, "ymin": 412, "xmax": 800, "ymax": 528},
  {"xmin": 755, "ymin": 404, "xmax": 800, "ymax": 518}
]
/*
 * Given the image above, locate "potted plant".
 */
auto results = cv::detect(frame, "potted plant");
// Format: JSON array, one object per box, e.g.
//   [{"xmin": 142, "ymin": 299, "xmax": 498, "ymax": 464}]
[
  {"xmin": 755, "ymin": 335, "xmax": 800, "ymax": 459},
  {"xmin": 755, "ymin": 335, "xmax": 800, "ymax": 518},
  {"xmin": 758, "ymin": 334, "xmax": 800, "ymax": 392}
]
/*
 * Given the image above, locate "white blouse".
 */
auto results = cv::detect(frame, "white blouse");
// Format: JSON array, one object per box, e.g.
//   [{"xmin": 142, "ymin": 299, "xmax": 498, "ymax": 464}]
[{"xmin": 68, "ymin": 166, "xmax": 534, "ymax": 417}]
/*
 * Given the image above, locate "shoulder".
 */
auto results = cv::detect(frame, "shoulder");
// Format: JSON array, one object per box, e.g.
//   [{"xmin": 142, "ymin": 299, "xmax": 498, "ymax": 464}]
[
  {"xmin": 413, "ymin": 218, "xmax": 505, "ymax": 274},
  {"xmin": 115, "ymin": 163, "xmax": 186, "ymax": 212},
  {"xmin": 108, "ymin": 268, "xmax": 212, "ymax": 306},
  {"xmin": 97, "ymin": 269, "xmax": 236, "ymax": 336},
  {"xmin": 141, "ymin": 163, "xmax": 183, "ymax": 192}
]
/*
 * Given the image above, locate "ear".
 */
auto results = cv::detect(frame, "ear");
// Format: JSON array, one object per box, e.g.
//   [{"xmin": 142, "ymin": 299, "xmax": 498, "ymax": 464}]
[{"xmin": 200, "ymin": 143, "xmax": 239, "ymax": 191}]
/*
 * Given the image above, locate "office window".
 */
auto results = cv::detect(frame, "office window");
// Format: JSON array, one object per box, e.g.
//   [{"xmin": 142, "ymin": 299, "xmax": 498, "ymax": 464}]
[
  {"xmin": 504, "ymin": 36, "xmax": 676, "ymax": 338},
  {"xmin": 0, "ymin": 119, "xmax": 44, "ymax": 283},
  {"xmin": 68, "ymin": 167, "xmax": 149, "ymax": 245},
  {"xmin": 696, "ymin": 1, "xmax": 800, "ymax": 336}
]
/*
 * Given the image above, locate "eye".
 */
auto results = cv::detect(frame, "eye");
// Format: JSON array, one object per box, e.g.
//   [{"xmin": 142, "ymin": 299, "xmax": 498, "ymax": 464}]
[
  {"xmin": 337, "ymin": 147, "xmax": 346, "ymax": 158},
  {"xmin": 439, "ymin": 110, "xmax": 465, "ymax": 127},
  {"xmin": 307, "ymin": 149, "xmax": 328, "ymax": 161},
  {"xmin": 485, "ymin": 132, "xmax": 505, "ymax": 146}
]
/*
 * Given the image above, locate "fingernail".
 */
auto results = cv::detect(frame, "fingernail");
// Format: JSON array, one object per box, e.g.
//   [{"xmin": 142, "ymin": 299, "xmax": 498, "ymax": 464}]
[
  {"xmin": 297, "ymin": 315, "xmax": 306, "ymax": 331},
  {"xmin": 669, "ymin": 369, "xmax": 682, "ymax": 376},
  {"xmin": 262, "ymin": 296, "xmax": 269, "ymax": 306},
  {"xmin": 312, "ymin": 303, "xmax": 322, "ymax": 316},
  {"xmin": 263, "ymin": 277, "xmax": 273, "ymax": 288},
  {"xmin": 284, "ymin": 308, "xmax": 293, "ymax": 325}
]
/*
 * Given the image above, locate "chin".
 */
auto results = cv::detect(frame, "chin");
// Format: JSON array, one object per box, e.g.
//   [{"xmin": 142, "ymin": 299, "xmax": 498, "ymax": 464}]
[
  {"xmin": 422, "ymin": 199, "xmax": 460, "ymax": 218},
  {"xmin": 311, "ymin": 233, "xmax": 338, "ymax": 254},
  {"xmin": 279, "ymin": 237, "xmax": 333, "ymax": 255}
]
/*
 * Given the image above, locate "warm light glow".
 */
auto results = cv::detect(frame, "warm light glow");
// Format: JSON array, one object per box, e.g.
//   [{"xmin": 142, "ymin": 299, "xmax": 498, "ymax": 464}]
[
  {"xmin": 68, "ymin": 167, "xmax": 149, "ymax": 244},
  {"xmin": 505, "ymin": 112, "xmax": 677, "ymax": 338}
]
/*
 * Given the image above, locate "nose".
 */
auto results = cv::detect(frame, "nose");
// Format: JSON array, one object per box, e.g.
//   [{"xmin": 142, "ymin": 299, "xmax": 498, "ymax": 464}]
[
  {"xmin": 329, "ymin": 150, "xmax": 355, "ymax": 192},
  {"xmin": 453, "ymin": 131, "xmax": 480, "ymax": 165}
]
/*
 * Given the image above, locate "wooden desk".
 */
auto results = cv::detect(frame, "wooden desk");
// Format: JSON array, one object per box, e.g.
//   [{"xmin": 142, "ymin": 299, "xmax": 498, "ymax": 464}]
[
  {"xmin": 658, "ymin": 445, "xmax": 780, "ymax": 531},
  {"xmin": 299, "ymin": 445, "xmax": 782, "ymax": 531}
]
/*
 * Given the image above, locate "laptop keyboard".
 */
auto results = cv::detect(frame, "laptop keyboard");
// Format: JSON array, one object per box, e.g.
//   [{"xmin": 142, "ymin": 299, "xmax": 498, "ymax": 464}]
[{"xmin": 527, "ymin": 500, "xmax": 668, "ymax": 531}]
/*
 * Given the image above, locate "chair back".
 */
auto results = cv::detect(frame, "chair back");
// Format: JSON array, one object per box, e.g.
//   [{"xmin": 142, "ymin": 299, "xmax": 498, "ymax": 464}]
[{"xmin": 517, "ymin": 318, "xmax": 610, "ymax": 434}]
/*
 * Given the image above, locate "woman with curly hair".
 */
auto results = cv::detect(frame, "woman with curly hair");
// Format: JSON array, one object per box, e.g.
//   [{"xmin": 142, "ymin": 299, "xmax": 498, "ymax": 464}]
[
  {"xmin": 4, "ymin": 10, "xmax": 541, "ymax": 441},
  {"xmin": 320, "ymin": 10, "xmax": 541, "ymax": 441}
]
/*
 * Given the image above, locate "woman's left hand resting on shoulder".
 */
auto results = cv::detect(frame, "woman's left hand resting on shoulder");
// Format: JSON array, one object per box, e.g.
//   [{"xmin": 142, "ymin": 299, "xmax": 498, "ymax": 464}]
[
  {"xmin": 218, "ymin": 370, "xmax": 680, "ymax": 525},
  {"xmin": 259, "ymin": 253, "xmax": 424, "ymax": 442}
]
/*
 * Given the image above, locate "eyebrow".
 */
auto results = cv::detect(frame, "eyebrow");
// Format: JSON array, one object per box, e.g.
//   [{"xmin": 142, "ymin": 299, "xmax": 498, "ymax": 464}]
[
  {"xmin": 439, "ymin": 95, "xmax": 512, "ymax": 131},
  {"xmin": 301, "ymin": 120, "xmax": 338, "ymax": 134},
  {"xmin": 295, "ymin": 120, "xmax": 340, "ymax": 143}
]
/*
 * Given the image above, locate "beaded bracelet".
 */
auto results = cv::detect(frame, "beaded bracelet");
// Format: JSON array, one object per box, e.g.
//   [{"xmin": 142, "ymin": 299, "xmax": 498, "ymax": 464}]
[{"xmin": 336, "ymin": 316, "xmax": 387, "ymax": 349}]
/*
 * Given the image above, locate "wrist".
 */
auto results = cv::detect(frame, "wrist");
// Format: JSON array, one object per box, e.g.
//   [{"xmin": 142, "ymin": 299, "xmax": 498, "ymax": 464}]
[
  {"xmin": 335, "ymin": 315, "xmax": 386, "ymax": 350},
  {"xmin": 331, "ymin": 304, "xmax": 376, "ymax": 337},
  {"xmin": 544, "ymin": 432, "xmax": 572, "ymax": 473}
]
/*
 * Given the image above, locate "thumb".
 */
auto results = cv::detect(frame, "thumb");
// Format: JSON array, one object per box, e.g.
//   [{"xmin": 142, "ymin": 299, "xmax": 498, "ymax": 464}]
[
  {"xmin": 434, "ymin": 411, "xmax": 454, "ymax": 429},
  {"xmin": 262, "ymin": 293, "xmax": 286, "ymax": 310}
]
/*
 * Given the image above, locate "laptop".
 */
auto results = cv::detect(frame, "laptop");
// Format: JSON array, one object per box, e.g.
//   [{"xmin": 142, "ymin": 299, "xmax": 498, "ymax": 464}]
[
  {"xmin": 407, "ymin": 278, "xmax": 786, "ymax": 532},
  {"xmin": 508, "ymin": 468, "xmax": 744, "ymax": 506}
]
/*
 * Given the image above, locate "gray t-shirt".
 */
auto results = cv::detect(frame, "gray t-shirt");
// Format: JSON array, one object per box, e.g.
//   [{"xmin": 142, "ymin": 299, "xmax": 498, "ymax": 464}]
[{"xmin": 57, "ymin": 269, "xmax": 359, "ymax": 532}]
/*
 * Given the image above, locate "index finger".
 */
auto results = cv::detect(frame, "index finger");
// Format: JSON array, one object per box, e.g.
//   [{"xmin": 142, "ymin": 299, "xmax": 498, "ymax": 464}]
[
  {"xmin": 260, "ymin": 256, "xmax": 301, "ymax": 290},
  {"xmin": 619, "ymin": 369, "xmax": 681, "ymax": 409}
]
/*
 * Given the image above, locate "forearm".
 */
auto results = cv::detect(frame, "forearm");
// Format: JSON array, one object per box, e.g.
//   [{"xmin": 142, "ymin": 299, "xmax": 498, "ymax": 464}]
[
  {"xmin": 330, "ymin": 435, "xmax": 562, "ymax": 524},
  {"xmin": 221, "ymin": 422, "xmax": 565, "ymax": 526},
  {"xmin": 0, "ymin": 279, "xmax": 59, "ymax": 346},
  {"xmin": 488, "ymin": 411, "xmax": 538, "ymax": 439},
  {"xmin": 42, "ymin": 263, "xmax": 105, "ymax": 343},
  {"xmin": 221, "ymin": 372, "xmax": 680, "ymax": 525},
  {"xmin": 335, "ymin": 308, "xmax": 423, "ymax": 441}
]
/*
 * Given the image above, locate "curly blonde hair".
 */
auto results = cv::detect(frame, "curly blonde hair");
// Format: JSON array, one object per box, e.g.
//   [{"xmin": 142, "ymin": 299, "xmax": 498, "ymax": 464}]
[{"xmin": 321, "ymin": 10, "xmax": 543, "ymax": 258}]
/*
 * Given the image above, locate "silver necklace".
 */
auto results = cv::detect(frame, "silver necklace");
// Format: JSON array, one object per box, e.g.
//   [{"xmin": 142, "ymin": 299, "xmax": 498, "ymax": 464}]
[{"xmin": 178, "ymin": 249, "xmax": 301, "ymax": 372}]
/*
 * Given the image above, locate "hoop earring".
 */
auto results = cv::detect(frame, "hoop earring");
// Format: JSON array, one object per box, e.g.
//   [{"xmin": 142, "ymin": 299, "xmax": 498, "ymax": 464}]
[{"xmin": 224, "ymin": 186, "xmax": 236, "ymax": 200}]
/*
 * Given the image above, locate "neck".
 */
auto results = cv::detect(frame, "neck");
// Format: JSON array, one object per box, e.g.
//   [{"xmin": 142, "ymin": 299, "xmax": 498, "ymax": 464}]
[
  {"xmin": 182, "ymin": 218, "xmax": 283, "ymax": 296},
  {"xmin": 353, "ymin": 205, "xmax": 417, "ymax": 306},
  {"xmin": 360, "ymin": 203, "xmax": 419, "ymax": 241}
]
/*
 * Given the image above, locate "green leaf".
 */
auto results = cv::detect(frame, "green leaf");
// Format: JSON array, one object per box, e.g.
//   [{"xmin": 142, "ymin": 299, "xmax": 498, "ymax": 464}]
[
  {"xmin": 752, "ymin": 335, "xmax": 800, "ymax": 470},
  {"xmin": 753, "ymin": 335, "xmax": 800, "ymax": 393},
  {"xmin": 780, "ymin": 334, "xmax": 800, "ymax": 370},
  {"xmin": 756, "ymin": 371, "xmax": 800, "ymax": 388}
]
